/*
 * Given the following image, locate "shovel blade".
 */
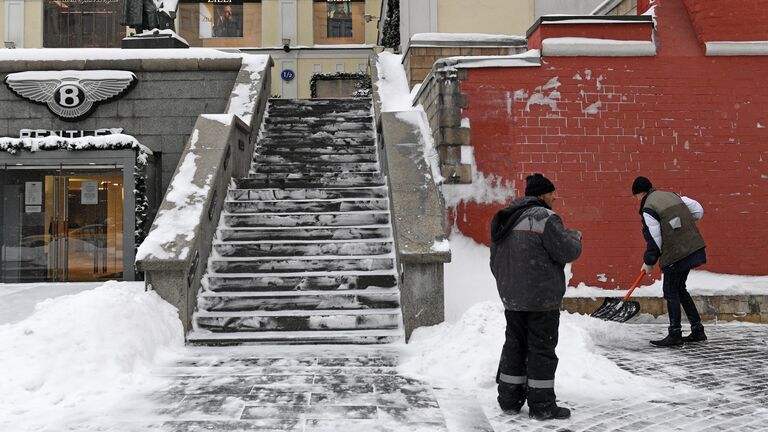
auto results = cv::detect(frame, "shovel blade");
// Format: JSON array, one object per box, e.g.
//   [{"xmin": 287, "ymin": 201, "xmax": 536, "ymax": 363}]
[{"xmin": 591, "ymin": 298, "xmax": 641, "ymax": 322}]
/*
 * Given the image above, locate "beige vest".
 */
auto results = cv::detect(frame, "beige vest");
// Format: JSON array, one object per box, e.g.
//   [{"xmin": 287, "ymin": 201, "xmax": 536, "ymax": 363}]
[{"xmin": 643, "ymin": 191, "xmax": 706, "ymax": 267}]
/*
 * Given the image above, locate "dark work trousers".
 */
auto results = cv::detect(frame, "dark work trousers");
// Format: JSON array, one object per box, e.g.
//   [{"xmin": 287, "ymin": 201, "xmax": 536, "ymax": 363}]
[
  {"xmin": 496, "ymin": 309, "xmax": 560, "ymax": 410},
  {"xmin": 662, "ymin": 268, "xmax": 702, "ymax": 332}
]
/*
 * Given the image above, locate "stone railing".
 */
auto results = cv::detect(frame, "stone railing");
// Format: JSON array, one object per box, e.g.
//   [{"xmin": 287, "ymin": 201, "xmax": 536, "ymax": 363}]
[
  {"xmin": 136, "ymin": 55, "xmax": 273, "ymax": 333},
  {"xmin": 371, "ymin": 54, "xmax": 451, "ymax": 340}
]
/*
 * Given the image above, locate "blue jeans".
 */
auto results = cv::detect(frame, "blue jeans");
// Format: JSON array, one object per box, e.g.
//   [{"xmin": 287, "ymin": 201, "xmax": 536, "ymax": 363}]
[{"xmin": 662, "ymin": 269, "xmax": 702, "ymax": 331}]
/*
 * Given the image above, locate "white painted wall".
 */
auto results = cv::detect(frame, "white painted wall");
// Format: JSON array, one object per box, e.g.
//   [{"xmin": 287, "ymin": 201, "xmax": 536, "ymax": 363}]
[{"xmin": 399, "ymin": 0, "xmax": 437, "ymax": 52}]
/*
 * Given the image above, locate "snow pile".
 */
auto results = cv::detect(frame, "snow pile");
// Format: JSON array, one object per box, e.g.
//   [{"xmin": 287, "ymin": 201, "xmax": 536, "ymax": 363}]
[
  {"xmin": 376, "ymin": 52, "xmax": 413, "ymax": 112},
  {"xmin": 136, "ymin": 129, "xmax": 211, "ymax": 261},
  {"xmin": 411, "ymin": 33, "xmax": 526, "ymax": 44},
  {"xmin": 0, "ymin": 281, "xmax": 183, "ymax": 431},
  {"xmin": 377, "ymin": 52, "xmax": 445, "ymax": 183},
  {"xmin": 401, "ymin": 302, "xmax": 680, "ymax": 407},
  {"xmin": 567, "ymin": 271, "xmax": 768, "ymax": 298}
]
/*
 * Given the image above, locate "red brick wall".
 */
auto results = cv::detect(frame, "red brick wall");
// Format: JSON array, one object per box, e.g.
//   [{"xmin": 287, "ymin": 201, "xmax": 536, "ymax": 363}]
[
  {"xmin": 453, "ymin": 0, "xmax": 768, "ymax": 288},
  {"xmin": 682, "ymin": 0, "xmax": 768, "ymax": 44}
]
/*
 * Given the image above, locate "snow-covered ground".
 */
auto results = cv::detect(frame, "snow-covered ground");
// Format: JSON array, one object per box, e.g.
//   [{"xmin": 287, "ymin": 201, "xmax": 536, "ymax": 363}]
[
  {"xmin": 2, "ymin": 233, "xmax": 766, "ymax": 430},
  {"xmin": 0, "ymin": 281, "xmax": 183, "ymax": 431}
]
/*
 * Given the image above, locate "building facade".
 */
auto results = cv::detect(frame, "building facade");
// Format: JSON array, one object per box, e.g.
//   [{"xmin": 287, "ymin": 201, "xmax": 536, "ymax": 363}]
[{"xmin": 0, "ymin": 0, "xmax": 380, "ymax": 98}]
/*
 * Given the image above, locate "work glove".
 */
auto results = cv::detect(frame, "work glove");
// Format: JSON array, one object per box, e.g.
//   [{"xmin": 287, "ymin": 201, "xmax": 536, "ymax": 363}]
[{"xmin": 641, "ymin": 263, "xmax": 653, "ymax": 275}]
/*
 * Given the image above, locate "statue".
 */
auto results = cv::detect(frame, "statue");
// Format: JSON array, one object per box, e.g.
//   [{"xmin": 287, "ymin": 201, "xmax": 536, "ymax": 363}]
[{"xmin": 120, "ymin": 0, "xmax": 178, "ymax": 34}]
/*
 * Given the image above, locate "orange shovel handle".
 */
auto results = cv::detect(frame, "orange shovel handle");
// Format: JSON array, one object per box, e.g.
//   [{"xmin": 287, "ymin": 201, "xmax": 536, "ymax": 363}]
[{"xmin": 622, "ymin": 270, "xmax": 647, "ymax": 301}]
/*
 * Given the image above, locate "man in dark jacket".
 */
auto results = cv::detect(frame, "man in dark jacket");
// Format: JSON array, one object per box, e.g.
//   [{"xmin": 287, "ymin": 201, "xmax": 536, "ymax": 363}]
[
  {"xmin": 490, "ymin": 173, "xmax": 582, "ymax": 421},
  {"xmin": 632, "ymin": 176, "xmax": 707, "ymax": 347}
]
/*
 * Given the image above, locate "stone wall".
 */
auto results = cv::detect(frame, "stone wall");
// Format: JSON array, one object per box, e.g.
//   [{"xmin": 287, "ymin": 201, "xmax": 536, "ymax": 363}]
[
  {"xmin": 563, "ymin": 296, "xmax": 768, "ymax": 324},
  {"xmin": 412, "ymin": 66, "xmax": 471, "ymax": 183},
  {"xmin": 404, "ymin": 46, "xmax": 524, "ymax": 88}
]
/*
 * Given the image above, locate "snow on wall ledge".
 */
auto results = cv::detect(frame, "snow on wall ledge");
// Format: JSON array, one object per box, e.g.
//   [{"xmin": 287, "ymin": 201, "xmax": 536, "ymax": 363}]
[
  {"xmin": 705, "ymin": 41, "xmax": 768, "ymax": 56},
  {"xmin": 135, "ymin": 129, "xmax": 210, "ymax": 262},
  {"xmin": 0, "ymin": 48, "xmax": 257, "ymax": 62},
  {"xmin": 225, "ymin": 55, "xmax": 270, "ymax": 126},
  {"xmin": 542, "ymin": 38, "xmax": 657, "ymax": 57},
  {"xmin": 0, "ymin": 134, "xmax": 152, "ymax": 164}
]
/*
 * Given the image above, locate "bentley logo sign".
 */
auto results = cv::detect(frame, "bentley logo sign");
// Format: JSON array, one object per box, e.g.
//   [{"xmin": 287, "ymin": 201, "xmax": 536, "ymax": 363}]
[{"xmin": 4, "ymin": 70, "xmax": 137, "ymax": 121}]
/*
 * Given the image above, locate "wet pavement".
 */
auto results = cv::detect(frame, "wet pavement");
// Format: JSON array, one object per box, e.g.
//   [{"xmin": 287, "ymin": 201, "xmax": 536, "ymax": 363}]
[{"xmin": 145, "ymin": 323, "xmax": 768, "ymax": 432}]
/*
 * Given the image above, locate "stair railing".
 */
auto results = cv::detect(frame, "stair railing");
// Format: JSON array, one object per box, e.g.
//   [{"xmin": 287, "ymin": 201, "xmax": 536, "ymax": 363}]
[{"xmin": 136, "ymin": 55, "xmax": 273, "ymax": 333}]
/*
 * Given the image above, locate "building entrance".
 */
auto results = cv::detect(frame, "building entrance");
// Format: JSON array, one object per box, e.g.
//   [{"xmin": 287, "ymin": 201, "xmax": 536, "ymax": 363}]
[{"xmin": 1, "ymin": 165, "xmax": 124, "ymax": 282}]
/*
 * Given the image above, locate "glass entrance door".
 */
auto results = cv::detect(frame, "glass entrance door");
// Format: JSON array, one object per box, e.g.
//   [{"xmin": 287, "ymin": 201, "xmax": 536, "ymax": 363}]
[{"xmin": 1, "ymin": 166, "xmax": 124, "ymax": 282}]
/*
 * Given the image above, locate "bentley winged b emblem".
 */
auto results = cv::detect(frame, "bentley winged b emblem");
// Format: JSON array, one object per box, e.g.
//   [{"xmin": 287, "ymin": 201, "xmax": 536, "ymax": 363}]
[{"xmin": 4, "ymin": 70, "xmax": 137, "ymax": 121}]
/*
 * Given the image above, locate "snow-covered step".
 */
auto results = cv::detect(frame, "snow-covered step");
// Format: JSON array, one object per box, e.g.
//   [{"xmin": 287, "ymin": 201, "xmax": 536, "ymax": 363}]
[
  {"xmin": 228, "ymin": 187, "xmax": 388, "ymax": 201},
  {"xmin": 223, "ymin": 211, "xmax": 389, "ymax": 228},
  {"xmin": 195, "ymin": 309, "xmax": 401, "ymax": 332},
  {"xmin": 198, "ymin": 289, "xmax": 400, "ymax": 312},
  {"xmin": 204, "ymin": 272, "xmax": 398, "ymax": 292},
  {"xmin": 265, "ymin": 123, "xmax": 371, "ymax": 133},
  {"xmin": 213, "ymin": 239, "xmax": 393, "ymax": 257},
  {"xmin": 256, "ymin": 153, "xmax": 378, "ymax": 164},
  {"xmin": 216, "ymin": 226, "xmax": 392, "ymax": 242},
  {"xmin": 250, "ymin": 162, "xmax": 380, "ymax": 174},
  {"xmin": 265, "ymin": 116, "xmax": 372, "ymax": 125},
  {"xmin": 187, "ymin": 329, "xmax": 402, "ymax": 345},
  {"xmin": 237, "ymin": 174, "xmax": 385, "ymax": 189},
  {"xmin": 257, "ymin": 145, "xmax": 376, "ymax": 155},
  {"xmin": 209, "ymin": 256, "xmax": 395, "ymax": 274},
  {"xmin": 224, "ymin": 198, "xmax": 389, "ymax": 214},
  {"xmin": 263, "ymin": 131, "xmax": 374, "ymax": 140},
  {"xmin": 257, "ymin": 137, "xmax": 375, "ymax": 147}
]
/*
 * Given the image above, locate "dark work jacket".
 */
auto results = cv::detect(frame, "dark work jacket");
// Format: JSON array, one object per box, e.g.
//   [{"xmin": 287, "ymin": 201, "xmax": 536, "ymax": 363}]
[
  {"xmin": 640, "ymin": 189, "xmax": 706, "ymax": 272},
  {"xmin": 489, "ymin": 196, "xmax": 582, "ymax": 311}
]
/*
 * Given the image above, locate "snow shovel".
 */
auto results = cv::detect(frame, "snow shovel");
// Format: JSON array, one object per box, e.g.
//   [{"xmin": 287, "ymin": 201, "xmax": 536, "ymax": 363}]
[{"xmin": 590, "ymin": 270, "xmax": 646, "ymax": 322}]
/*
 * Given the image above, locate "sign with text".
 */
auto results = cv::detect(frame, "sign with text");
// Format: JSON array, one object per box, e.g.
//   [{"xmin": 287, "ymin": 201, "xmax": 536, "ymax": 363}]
[{"xmin": 81, "ymin": 181, "xmax": 99, "ymax": 205}]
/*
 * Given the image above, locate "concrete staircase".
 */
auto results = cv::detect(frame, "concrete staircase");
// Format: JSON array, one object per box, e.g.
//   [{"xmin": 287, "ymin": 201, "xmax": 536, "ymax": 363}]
[{"xmin": 187, "ymin": 98, "xmax": 403, "ymax": 345}]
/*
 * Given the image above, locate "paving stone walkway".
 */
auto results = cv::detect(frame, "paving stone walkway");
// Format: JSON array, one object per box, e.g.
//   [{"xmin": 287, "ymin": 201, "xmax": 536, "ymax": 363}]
[
  {"xmin": 140, "ymin": 323, "xmax": 768, "ymax": 432},
  {"xmin": 150, "ymin": 347, "xmax": 454, "ymax": 432},
  {"xmin": 491, "ymin": 323, "xmax": 768, "ymax": 432}
]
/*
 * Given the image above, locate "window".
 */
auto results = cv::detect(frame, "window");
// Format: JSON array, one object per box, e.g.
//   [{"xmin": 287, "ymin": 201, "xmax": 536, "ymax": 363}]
[
  {"xmin": 178, "ymin": 0, "xmax": 261, "ymax": 47},
  {"xmin": 43, "ymin": 0, "xmax": 125, "ymax": 48},
  {"xmin": 313, "ymin": 0, "xmax": 365, "ymax": 45},
  {"xmin": 313, "ymin": 64, "xmax": 323, "ymax": 73},
  {"xmin": 336, "ymin": 64, "xmax": 345, "ymax": 72}
]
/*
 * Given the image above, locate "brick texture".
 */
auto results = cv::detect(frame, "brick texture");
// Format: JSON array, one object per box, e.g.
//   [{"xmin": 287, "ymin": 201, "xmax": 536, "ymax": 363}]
[{"xmin": 453, "ymin": 0, "xmax": 768, "ymax": 288}]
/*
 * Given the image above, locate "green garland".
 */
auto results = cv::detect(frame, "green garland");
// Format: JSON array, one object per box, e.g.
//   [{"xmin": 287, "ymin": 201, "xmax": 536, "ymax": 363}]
[{"xmin": 310, "ymin": 72, "xmax": 372, "ymax": 98}]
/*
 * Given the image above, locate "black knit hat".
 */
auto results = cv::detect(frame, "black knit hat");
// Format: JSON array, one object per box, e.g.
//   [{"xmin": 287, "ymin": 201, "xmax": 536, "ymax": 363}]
[
  {"xmin": 525, "ymin": 173, "xmax": 556, "ymax": 197},
  {"xmin": 631, "ymin": 176, "xmax": 653, "ymax": 195}
]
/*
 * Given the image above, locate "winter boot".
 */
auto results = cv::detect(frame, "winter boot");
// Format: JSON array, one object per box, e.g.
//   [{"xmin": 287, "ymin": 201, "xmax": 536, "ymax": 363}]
[
  {"xmin": 529, "ymin": 403, "xmax": 571, "ymax": 420},
  {"xmin": 650, "ymin": 329, "xmax": 683, "ymax": 347},
  {"xmin": 683, "ymin": 325, "xmax": 707, "ymax": 343},
  {"xmin": 498, "ymin": 384, "xmax": 526, "ymax": 414}
]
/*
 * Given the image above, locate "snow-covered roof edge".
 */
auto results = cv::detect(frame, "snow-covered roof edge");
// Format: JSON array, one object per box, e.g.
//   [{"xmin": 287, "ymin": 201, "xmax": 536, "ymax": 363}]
[
  {"xmin": 542, "ymin": 38, "xmax": 657, "ymax": 57},
  {"xmin": 705, "ymin": 41, "xmax": 768, "ymax": 56}
]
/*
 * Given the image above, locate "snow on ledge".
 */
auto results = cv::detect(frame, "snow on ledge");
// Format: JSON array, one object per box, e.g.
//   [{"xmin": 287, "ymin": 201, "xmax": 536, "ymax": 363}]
[
  {"xmin": 411, "ymin": 33, "xmax": 526, "ymax": 45},
  {"xmin": 542, "ymin": 37, "xmax": 656, "ymax": 57},
  {"xmin": 0, "ymin": 134, "xmax": 152, "ymax": 164},
  {"xmin": 437, "ymin": 50, "xmax": 541, "ymax": 70},
  {"xmin": 0, "ymin": 48, "xmax": 251, "ymax": 62},
  {"xmin": 705, "ymin": 41, "xmax": 768, "ymax": 56}
]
